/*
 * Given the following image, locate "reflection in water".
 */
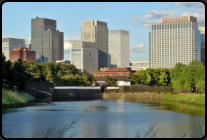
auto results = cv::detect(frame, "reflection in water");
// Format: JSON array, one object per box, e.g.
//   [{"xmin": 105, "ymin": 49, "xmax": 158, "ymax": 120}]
[{"xmin": 2, "ymin": 98, "xmax": 205, "ymax": 138}]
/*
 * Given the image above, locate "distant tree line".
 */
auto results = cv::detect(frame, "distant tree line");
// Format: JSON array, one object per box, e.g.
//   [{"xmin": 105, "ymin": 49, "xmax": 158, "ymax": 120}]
[
  {"xmin": 129, "ymin": 60, "xmax": 205, "ymax": 93},
  {"xmin": 2, "ymin": 52, "xmax": 97, "ymax": 93}
]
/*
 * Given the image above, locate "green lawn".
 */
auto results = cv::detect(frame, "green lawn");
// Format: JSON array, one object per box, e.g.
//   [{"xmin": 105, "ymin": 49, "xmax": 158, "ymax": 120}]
[
  {"xmin": 2, "ymin": 88, "xmax": 35, "ymax": 107},
  {"xmin": 164, "ymin": 93, "xmax": 205, "ymax": 105}
]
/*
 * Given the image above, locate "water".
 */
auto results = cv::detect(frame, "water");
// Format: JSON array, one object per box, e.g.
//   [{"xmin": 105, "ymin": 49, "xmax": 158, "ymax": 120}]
[{"xmin": 2, "ymin": 98, "xmax": 205, "ymax": 138}]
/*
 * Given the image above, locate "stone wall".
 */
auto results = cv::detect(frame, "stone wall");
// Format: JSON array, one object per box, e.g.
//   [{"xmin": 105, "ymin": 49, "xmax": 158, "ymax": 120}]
[
  {"xmin": 53, "ymin": 89, "xmax": 103, "ymax": 99},
  {"xmin": 102, "ymin": 93, "xmax": 165, "ymax": 100},
  {"xmin": 26, "ymin": 81, "xmax": 55, "ymax": 98},
  {"xmin": 119, "ymin": 85, "xmax": 174, "ymax": 93}
]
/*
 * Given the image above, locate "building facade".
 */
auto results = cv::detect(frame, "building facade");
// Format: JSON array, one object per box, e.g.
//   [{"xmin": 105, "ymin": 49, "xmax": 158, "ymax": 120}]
[
  {"xmin": 2, "ymin": 37, "xmax": 25, "ymax": 61},
  {"xmin": 149, "ymin": 16, "xmax": 201, "ymax": 68},
  {"xmin": 31, "ymin": 17, "xmax": 64, "ymax": 63},
  {"xmin": 71, "ymin": 41, "xmax": 98, "ymax": 73},
  {"xmin": 198, "ymin": 22, "xmax": 205, "ymax": 66},
  {"xmin": 81, "ymin": 20, "xmax": 108, "ymax": 69},
  {"xmin": 131, "ymin": 61, "xmax": 149, "ymax": 71},
  {"xmin": 108, "ymin": 30, "xmax": 129, "ymax": 68},
  {"xmin": 10, "ymin": 47, "xmax": 36, "ymax": 62},
  {"xmin": 91, "ymin": 67, "xmax": 136, "ymax": 77}
]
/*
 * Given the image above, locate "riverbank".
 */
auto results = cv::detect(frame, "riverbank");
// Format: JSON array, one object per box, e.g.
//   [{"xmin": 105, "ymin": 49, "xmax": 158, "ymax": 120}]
[
  {"xmin": 102, "ymin": 92, "xmax": 205, "ymax": 105},
  {"xmin": 2, "ymin": 88, "xmax": 35, "ymax": 109},
  {"xmin": 164, "ymin": 93, "xmax": 205, "ymax": 106}
]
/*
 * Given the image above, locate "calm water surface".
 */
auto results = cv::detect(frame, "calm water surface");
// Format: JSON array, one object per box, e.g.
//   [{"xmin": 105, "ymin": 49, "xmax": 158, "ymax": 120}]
[{"xmin": 2, "ymin": 98, "xmax": 205, "ymax": 138}]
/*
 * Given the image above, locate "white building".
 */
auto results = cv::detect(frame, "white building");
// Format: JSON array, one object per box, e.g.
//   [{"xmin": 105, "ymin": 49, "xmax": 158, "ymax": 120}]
[
  {"xmin": 56, "ymin": 60, "xmax": 70, "ymax": 65},
  {"xmin": 131, "ymin": 61, "xmax": 149, "ymax": 71},
  {"xmin": 149, "ymin": 16, "xmax": 201, "ymax": 68},
  {"xmin": 108, "ymin": 30, "xmax": 129, "ymax": 68},
  {"xmin": 71, "ymin": 41, "xmax": 98, "ymax": 73},
  {"xmin": 2, "ymin": 37, "xmax": 25, "ymax": 60},
  {"xmin": 94, "ymin": 76, "xmax": 132, "ymax": 86}
]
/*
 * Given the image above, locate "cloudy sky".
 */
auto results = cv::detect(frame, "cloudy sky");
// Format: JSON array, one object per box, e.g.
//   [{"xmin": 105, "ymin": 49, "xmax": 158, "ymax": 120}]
[{"xmin": 2, "ymin": 2, "xmax": 205, "ymax": 62}]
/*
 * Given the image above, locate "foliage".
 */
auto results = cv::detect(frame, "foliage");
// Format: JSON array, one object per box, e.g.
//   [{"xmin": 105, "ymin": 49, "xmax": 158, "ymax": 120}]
[
  {"xmin": 2, "ymin": 54, "xmax": 97, "ymax": 92},
  {"xmin": 105, "ymin": 75, "xmax": 116, "ymax": 86},
  {"xmin": 170, "ymin": 60, "xmax": 205, "ymax": 93}
]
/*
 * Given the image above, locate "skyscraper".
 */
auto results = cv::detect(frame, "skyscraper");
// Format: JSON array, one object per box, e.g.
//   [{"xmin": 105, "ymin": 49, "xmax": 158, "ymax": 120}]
[
  {"xmin": 81, "ymin": 20, "xmax": 108, "ymax": 69},
  {"xmin": 198, "ymin": 22, "xmax": 205, "ymax": 66},
  {"xmin": 149, "ymin": 16, "xmax": 201, "ymax": 68},
  {"xmin": 31, "ymin": 17, "xmax": 64, "ymax": 63},
  {"xmin": 2, "ymin": 37, "xmax": 25, "ymax": 61},
  {"xmin": 108, "ymin": 30, "xmax": 129, "ymax": 68},
  {"xmin": 71, "ymin": 41, "xmax": 98, "ymax": 73}
]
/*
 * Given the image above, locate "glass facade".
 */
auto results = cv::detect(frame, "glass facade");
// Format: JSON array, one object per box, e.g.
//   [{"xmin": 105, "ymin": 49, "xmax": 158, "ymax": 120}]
[
  {"xmin": 31, "ymin": 18, "xmax": 63, "ymax": 63},
  {"xmin": 81, "ymin": 20, "xmax": 108, "ymax": 70},
  {"xmin": 149, "ymin": 21, "xmax": 201, "ymax": 68},
  {"xmin": 2, "ymin": 38, "xmax": 25, "ymax": 60},
  {"xmin": 72, "ymin": 48, "xmax": 82, "ymax": 69}
]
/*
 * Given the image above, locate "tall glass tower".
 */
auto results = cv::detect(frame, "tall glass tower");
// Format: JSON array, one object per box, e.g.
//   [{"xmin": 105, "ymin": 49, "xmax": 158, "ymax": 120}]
[
  {"xmin": 149, "ymin": 16, "xmax": 201, "ymax": 68},
  {"xmin": 31, "ymin": 17, "xmax": 64, "ymax": 63},
  {"xmin": 81, "ymin": 20, "xmax": 108, "ymax": 70}
]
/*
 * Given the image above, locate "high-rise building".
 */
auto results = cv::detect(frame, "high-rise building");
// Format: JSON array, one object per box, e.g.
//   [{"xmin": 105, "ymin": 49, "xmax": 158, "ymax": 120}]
[
  {"xmin": 81, "ymin": 20, "xmax": 108, "ymax": 69},
  {"xmin": 198, "ymin": 22, "xmax": 205, "ymax": 66},
  {"xmin": 108, "ymin": 30, "xmax": 129, "ymax": 68},
  {"xmin": 31, "ymin": 17, "xmax": 64, "ymax": 63},
  {"xmin": 2, "ymin": 37, "xmax": 25, "ymax": 61},
  {"xmin": 71, "ymin": 41, "xmax": 98, "ymax": 73},
  {"xmin": 10, "ymin": 47, "xmax": 36, "ymax": 62},
  {"xmin": 149, "ymin": 16, "xmax": 201, "ymax": 68}
]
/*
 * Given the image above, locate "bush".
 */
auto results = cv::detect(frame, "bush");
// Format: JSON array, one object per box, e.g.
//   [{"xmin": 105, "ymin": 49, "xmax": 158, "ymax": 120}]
[{"xmin": 157, "ymin": 91, "xmax": 160, "ymax": 94}]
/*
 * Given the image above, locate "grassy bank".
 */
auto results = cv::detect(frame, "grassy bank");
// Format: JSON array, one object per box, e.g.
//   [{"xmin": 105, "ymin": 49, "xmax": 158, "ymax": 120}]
[
  {"xmin": 2, "ymin": 88, "xmax": 35, "ymax": 109},
  {"xmin": 163, "ymin": 93, "xmax": 205, "ymax": 105}
]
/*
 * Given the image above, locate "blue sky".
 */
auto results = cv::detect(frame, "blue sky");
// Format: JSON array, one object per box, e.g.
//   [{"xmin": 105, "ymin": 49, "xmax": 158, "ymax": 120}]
[{"xmin": 2, "ymin": 2, "xmax": 205, "ymax": 62}]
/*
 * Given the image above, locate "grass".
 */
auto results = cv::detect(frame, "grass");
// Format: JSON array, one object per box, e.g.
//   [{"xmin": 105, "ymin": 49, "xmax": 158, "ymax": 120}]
[
  {"xmin": 164, "ymin": 93, "xmax": 205, "ymax": 105},
  {"xmin": 2, "ymin": 88, "xmax": 35, "ymax": 108}
]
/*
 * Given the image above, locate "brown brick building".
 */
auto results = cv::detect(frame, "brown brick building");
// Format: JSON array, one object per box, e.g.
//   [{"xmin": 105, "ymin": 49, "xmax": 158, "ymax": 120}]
[
  {"xmin": 91, "ymin": 67, "xmax": 136, "ymax": 77},
  {"xmin": 10, "ymin": 47, "xmax": 36, "ymax": 62}
]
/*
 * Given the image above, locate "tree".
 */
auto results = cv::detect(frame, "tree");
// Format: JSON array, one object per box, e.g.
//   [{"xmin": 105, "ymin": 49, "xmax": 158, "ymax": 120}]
[{"xmin": 105, "ymin": 75, "xmax": 116, "ymax": 86}]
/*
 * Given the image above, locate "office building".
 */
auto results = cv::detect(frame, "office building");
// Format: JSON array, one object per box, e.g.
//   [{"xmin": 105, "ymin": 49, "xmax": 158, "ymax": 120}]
[
  {"xmin": 2, "ymin": 37, "xmax": 25, "ymax": 61},
  {"xmin": 108, "ymin": 30, "xmax": 129, "ymax": 68},
  {"xmin": 149, "ymin": 16, "xmax": 201, "ymax": 68},
  {"xmin": 31, "ymin": 17, "xmax": 64, "ymax": 63},
  {"xmin": 91, "ymin": 67, "xmax": 136, "ymax": 77},
  {"xmin": 10, "ymin": 47, "xmax": 36, "ymax": 62},
  {"xmin": 198, "ymin": 22, "xmax": 205, "ymax": 66},
  {"xmin": 70, "ymin": 41, "xmax": 98, "ymax": 73},
  {"xmin": 81, "ymin": 20, "xmax": 108, "ymax": 69}
]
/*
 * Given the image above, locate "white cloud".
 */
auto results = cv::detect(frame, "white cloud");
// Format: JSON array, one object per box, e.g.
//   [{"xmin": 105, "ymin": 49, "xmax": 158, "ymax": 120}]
[
  {"xmin": 130, "ymin": 44, "xmax": 146, "ymax": 49},
  {"xmin": 143, "ymin": 9, "xmax": 177, "ymax": 19},
  {"xmin": 167, "ymin": 2, "xmax": 205, "ymax": 13},
  {"xmin": 64, "ymin": 32, "xmax": 81, "ymax": 50},
  {"xmin": 141, "ymin": 20, "xmax": 161, "ymax": 27},
  {"xmin": 181, "ymin": 12, "xmax": 205, "ymax": 22},
  {"xmin": 128, "ymin": 17, "xmax": 133, "ymax": 19},
  {"xmin": 133, "ymin": 16, "xmax": 141, "ymax": 21}
]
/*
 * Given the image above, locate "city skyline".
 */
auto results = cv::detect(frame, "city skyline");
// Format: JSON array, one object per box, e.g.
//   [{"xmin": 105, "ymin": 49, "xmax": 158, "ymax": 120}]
[{"xmin": 2, "ymin": 2, "xmax": 205, "ymax": 62}]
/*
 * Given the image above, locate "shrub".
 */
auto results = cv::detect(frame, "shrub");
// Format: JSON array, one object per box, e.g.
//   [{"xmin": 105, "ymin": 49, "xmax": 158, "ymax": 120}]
[{"xmin": 157, "ymin": 91, "xmax": 160, "ymax": 94}]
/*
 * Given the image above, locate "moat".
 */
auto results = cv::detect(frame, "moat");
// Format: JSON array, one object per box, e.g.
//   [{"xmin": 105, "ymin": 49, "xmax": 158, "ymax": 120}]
[{"xmin": 2, "ymin": 97, "xmax": 205, "ymax": 138}]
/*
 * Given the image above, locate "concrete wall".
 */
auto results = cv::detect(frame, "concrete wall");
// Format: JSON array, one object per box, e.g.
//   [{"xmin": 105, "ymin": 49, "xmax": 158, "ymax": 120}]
[{"xmin": 53, "ymin": 89, "xmax": 102, "ymax": 99}]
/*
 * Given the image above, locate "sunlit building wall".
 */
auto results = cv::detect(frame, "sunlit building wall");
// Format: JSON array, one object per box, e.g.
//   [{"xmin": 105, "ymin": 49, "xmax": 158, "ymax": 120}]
[{"xmin": 149, "ymin": 16, "xmax": 201, "ymax": 68}]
